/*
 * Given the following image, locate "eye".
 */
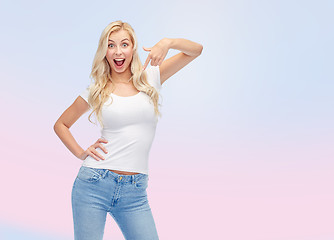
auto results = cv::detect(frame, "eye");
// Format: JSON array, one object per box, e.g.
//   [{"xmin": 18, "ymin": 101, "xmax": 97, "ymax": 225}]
[
  {"xmin": 108, "ymin": 44, "xmax": 114, "ymax": 48},
  {"xmin": 122, "ymin": 43, "xmax": 128, "ymax": 47}
]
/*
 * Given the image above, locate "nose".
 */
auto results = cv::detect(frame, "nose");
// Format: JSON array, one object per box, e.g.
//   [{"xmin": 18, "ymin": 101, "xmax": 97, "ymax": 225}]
[{"xmin": 115, "ymin": 46, "xmax": 123, "ymax": 55}]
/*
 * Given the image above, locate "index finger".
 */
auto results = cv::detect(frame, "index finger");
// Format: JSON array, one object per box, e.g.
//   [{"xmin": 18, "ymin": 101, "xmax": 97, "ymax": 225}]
[{"xmin": 142, "ymin": 56, "xmax": 151, "ymax": 71}]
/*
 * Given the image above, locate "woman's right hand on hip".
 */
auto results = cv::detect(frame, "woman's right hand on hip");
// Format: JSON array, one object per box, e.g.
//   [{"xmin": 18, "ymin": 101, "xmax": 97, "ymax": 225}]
[{"xmin": 78, "ymin": 138, "xmax": 109, "ymax": 161}]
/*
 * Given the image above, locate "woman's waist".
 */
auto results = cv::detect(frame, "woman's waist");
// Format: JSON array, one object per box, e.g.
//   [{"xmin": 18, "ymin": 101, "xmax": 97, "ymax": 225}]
[
  {"xmin": 101, "ymin": 127, "xmax": 156, "ymax": 139},
  {"xmin": 94, "ymin": 141, "xmax": 150, "ymax": 157},
  {"xmin": 100, "ymin": 133, "xmax": 155, "ymax": 146}
]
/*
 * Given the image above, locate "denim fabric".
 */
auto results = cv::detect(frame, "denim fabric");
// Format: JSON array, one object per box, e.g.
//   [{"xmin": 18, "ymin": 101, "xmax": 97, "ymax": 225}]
[{"xmin": 71, "ymin": 166, "xmax": 159, "ymax": 240}]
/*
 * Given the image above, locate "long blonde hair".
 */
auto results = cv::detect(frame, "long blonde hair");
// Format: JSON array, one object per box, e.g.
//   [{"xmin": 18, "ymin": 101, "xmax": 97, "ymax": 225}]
[{"xmin": 85, "ymin": 20, "xmax": 162, "ymax": 128}]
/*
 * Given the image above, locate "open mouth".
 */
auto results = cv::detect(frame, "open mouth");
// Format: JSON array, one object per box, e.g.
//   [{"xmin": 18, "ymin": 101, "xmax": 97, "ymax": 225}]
[{"xmin": 114, "ymin": 59, "xmax": 125, "ymax": 67}]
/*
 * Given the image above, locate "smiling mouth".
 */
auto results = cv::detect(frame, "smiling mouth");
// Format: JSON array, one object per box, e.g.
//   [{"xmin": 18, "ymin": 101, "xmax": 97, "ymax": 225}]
[{"xmin": 114, "ymin": 59, "xmax": 125, "ymax": 66}]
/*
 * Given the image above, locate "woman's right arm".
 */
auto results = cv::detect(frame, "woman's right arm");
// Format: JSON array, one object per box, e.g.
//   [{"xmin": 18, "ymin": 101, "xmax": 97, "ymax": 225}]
[{"xmin": 53, "ymin": 96, "xmax": 90, "ymax": 160}]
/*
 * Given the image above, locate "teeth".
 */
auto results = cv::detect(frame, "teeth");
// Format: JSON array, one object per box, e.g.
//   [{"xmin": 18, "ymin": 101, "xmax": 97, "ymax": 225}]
[{"xmin": 115, "ymin": 59, "xmax": 125, "ymax": 61}]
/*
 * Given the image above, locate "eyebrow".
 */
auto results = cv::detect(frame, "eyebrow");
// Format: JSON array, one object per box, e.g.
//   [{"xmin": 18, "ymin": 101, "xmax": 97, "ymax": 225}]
[{"xmin": 108, "ymin": 38, "xmax": 130, "ymax": 42}]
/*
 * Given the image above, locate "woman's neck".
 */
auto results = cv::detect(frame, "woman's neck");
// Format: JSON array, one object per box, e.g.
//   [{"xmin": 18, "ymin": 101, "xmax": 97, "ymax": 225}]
[{"xmin": 111, "ymin": 70, "xmax": 132, "ymax": 83}]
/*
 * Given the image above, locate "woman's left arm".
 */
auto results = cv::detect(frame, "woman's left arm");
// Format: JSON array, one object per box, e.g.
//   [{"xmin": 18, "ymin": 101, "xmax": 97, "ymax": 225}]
[
  {"xmin": 142, "ymin": 38, "xmax": 203, "ymax": 85},
  {"xmin": 167, "ymin": 38, "xmax": 203, "ymax": 57}
]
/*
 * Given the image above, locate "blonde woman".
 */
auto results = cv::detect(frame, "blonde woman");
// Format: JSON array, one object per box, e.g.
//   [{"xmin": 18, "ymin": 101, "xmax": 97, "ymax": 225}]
[{"xmin": 54, "ymin": 20, "xmax": 202, "ymax": 240}]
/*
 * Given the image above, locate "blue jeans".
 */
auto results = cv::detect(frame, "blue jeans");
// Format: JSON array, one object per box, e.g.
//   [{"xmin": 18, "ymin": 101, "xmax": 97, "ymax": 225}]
[{"xmin": 71, "ymin": 166, "xmax": 159, "ymax": 240}]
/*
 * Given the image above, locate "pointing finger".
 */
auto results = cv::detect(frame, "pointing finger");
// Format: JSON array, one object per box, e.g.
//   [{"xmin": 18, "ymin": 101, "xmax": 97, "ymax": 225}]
[{"xmin": 143, "ymin": 56, "xmax": 151, "ymax": 71}]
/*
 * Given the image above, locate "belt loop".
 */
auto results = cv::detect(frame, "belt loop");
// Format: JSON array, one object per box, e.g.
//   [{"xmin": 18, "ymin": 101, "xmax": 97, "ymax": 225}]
[
  {"xmin": 102, "ymin": 169, "xmax": 108, "ymax": 178},
  {"xmin": 132, "ymin": 175, "xmax": 135, "ymax": 184}
]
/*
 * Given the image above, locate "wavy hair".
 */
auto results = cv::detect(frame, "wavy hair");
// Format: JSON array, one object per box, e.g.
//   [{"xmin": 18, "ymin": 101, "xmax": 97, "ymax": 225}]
[{"xmin": 85, "ymin": 20, "xmax": 162, "ymax": 128}]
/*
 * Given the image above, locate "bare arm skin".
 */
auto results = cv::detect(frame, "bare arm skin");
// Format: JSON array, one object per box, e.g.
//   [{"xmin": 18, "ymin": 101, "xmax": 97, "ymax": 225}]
[{"xmin": 53, "ymin": 96, "xmax": 108, "ymax": 161}]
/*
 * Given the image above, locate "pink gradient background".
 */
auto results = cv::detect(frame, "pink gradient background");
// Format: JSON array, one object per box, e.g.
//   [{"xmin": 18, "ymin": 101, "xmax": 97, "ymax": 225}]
[{"xmin": 1, "ymin": 0, "xmax": 333, "ymax": 239}]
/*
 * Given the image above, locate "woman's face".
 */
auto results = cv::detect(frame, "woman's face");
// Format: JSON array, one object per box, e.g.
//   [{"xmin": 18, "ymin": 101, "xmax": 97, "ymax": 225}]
[{"xmin": 106, "ymin": 29, "xmax": 134, "ymax": 75}]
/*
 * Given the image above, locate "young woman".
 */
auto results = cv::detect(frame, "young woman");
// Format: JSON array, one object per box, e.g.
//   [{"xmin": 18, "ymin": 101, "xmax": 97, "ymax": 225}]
[{"xmin": 53, "ymin": 20, "xmax": 202, "ymax": 240}]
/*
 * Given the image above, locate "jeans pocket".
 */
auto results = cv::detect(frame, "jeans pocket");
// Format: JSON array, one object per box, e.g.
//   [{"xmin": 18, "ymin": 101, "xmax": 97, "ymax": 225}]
[
  {"xmin": 134, "ymin": 175, "xmax": 148, "ymax": 190},
  {"xmin": 76, "ymin": 166, "xmax": 103, "ymax": 183}
]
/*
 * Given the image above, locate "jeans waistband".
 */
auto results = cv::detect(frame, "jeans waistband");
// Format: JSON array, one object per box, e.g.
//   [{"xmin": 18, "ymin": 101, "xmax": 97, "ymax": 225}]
[{"xmin": 81, "ymin": 166, "xmax": 148, "ymax": 183}]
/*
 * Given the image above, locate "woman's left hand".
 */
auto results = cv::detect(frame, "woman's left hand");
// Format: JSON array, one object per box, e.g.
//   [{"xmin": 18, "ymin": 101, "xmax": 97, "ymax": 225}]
[{"xmin": 142, "ymin": 38, "xmax": 170, "ymax": 71}]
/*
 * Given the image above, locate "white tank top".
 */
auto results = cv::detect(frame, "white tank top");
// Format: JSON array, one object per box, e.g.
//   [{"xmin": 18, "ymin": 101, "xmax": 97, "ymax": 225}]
[{"xmin": 79, "ymin": 66, "xmax": 161, "ymax": 175}]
